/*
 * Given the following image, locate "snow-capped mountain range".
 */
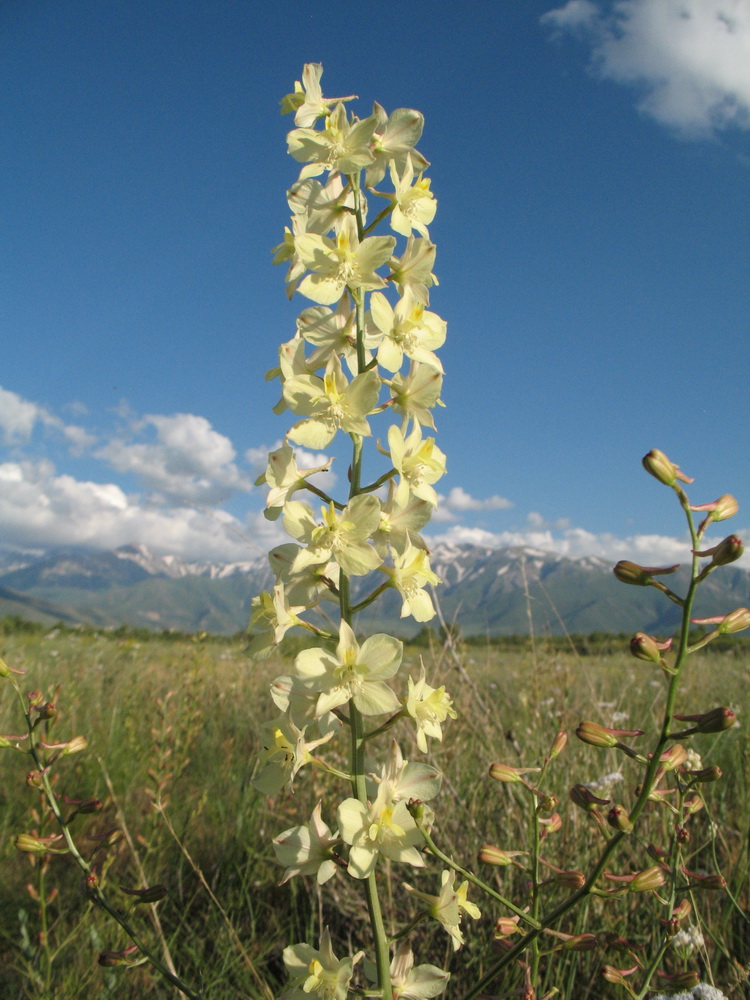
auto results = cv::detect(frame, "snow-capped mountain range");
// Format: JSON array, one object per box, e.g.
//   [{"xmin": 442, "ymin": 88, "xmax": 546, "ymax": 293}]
[{"xmin": 0, "ymin": 542, "xmax": 747, "ymax": 637}]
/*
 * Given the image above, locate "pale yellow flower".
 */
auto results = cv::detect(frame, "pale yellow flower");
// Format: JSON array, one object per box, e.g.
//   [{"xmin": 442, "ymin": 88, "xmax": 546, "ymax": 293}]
[{"xmin": 406, "ymin": 666, "xmax": 457, "ymax": 753}]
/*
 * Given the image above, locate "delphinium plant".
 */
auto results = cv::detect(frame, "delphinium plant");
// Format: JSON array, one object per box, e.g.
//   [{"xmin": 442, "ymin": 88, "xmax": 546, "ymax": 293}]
[
  {"xmin": 251, "ymin": 65, "xmax": 748, "ymax": 1000},
  {"xmin": 251, "ymin": 62, "xmax": 456, "ymax": 1000}
]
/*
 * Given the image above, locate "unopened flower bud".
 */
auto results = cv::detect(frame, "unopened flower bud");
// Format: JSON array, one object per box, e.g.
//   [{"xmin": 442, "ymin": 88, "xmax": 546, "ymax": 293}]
[
  {"xmin": 494, "ymin": 916, "xmax": 520, "ymax": 939},
  {"xmin": 636, "ymin": 785, "xmax": 675, "ymax": 803},
  {"xmin": 658, "ymin": 744, "xmax": 687, "ymax": 771},
  {"xmin": 536, "ymin": 792, "xmax": 558, "ymax": 812},
  {"xmin": 656, "ymin": 970, "xmax": 700, "ymax": 990},
  {"xmin": 690, "ymin": 494, "xmax": 739, "ymax": 522},
  {"xmin": 406, "ymin": 799, "xmax": 425, "ymax": 824},
  {"xmin": 687, "ymin": 765, "xmax": 722, "ymax": 783},
  {"xmin": 98, "ymin": 945, "xmax": 140, "ymax": 967},
  {"xmin": 562, "ymin": 933, "xmax": 597, "ymax": 951},
  {"xmin": 548, "ymin": 730, "xmax": 567, "ymax": 760},
  {"xmin": 478, "ymin": 845, "xmax": 527, "ymax": 867},
  {"xmin": 120, "ymin": 884, "xmax": 168, "ymax": 903},
  {"xmin": 35, "ymin": 702, "xmax": 57, "ymax": 721},
  {"xmin": 488, "ymin": 762, "xmax": 539, "ymax": 783},
  {"xmin": 675, "ymin": 824, "xmax": 690, "ymax": 844},
  {"xmin": 15, "ymin": 833, "xmax": 48, "ymax": 854},
  {"xmin": 539, "ymin": 812, "xmax": 562, "ymax": 837},
  {"xmin": 671, "ymin": 899, "xmax": 692, "ymax": 922},
  {"xmin": 630, "ymin": 865, "xmax": 667, "ymax": 893},
  {"xmin": 62, "ymin": 735, "xmax": 89, "ymax": 756},
  {"xmin": 681, "ymin": 867, "xmax": 726, "ymax": 890},
  {"xmin": 630, "ymin": 632, "xmax": 672, "ymax": 663},
  {"xmin": 554, "ymin": 869, "xmax": 586, "ymax": 889},
  {"xmin": 570, "ymin": 784, "xmax": 609, "ymax": 811},
  {"xmin": 683, "ymin": 794, "xmax": 704, "ymax": 815},
  {"xmin": 602, "ymin": 964, "xmax": 639, "ymax": 985},
  {"xmin": 692, "ymin": 607, "xmax": 750, "ymax": 635},
  {"xmin": 642, "ymin": 448, "xmax": 693, "ymax": 487},
  {"xmin": 26, "ymin": 770, "xmax": 45, "ymax": 789},
  {"xmin": 576, "ymin": 721, "xmax": 644, "ymax": 748},
  {"xmin": 76, "ymin": 797, "xmax": 103, "ymax": 815},
  {"xmin": 606, "ymin": 805, "xmax": 632, "ymax": 833},
  {"xmin": 694, "ymin": 534, "xmax": 744, "ymax": 568},
  {"xmin": 613, "ymin": 560, "xmax": 679, "ymax": 586},
  {"xmin": 673, "ymin": 706, "xmax": 736, "ymax": 734}
]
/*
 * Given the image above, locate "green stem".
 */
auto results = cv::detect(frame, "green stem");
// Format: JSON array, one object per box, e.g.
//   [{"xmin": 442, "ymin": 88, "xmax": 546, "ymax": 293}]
[{"xmin": 415, "ymin": 821, "xmax": 541, "ymax": 929}]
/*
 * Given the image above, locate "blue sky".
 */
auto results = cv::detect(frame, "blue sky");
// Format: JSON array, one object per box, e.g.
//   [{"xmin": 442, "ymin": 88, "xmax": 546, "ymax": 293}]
[{"xmin": 2, "ymin": 0, "xmax": 749, "ymax": 567}]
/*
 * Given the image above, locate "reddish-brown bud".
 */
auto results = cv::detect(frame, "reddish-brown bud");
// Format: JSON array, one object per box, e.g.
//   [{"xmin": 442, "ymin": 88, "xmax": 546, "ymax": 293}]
[
  {"xmin": 120, "ymin": 884, "xmax": 168, "ymax": 903},
  {"xmin": 570, "ymin": 784, "xmax": 610, "ymax": 811},
  {"xmin": 681, "ymin": 867, "xmax": 726, "ymax": 890},
  {"xmin": 673, "ymin": 706, "xmax": 737, "ymax": 734},
  {"xmin": 647, "ymin": 843, "xmax": 670, "ymax": 862},
  {"xmin": 553, "ymin": 869, "xmax": 586, "ymax": 889},
  {"xmin": 687, "ymin": 765, "xmax": 722, "ymax": 783},
  {"xmin": 98, "ymin": 945, "xmax": 140, "ymax": 967},
  {"xmin": 562, "ymin": 933, "xmax": 597, "ymax": 952}
]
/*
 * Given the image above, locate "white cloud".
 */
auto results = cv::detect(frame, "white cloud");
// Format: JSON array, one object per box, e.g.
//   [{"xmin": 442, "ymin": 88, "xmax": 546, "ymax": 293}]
[
  {"xmin": 0, "ymin": 459, "xmax": 282, "ymax": 562},
  {"xmin": 443, "ymin": 486, "xmax": 513, "ymax": 512},
  {"xmin": 542, "ymin": 0, "xmax": 750, "ymax": 135},
  {"xmin": 97, "ymin": 412, "xmax": 252, "ymax": 505},
  {"xmin": 0, "ymin": 386, "xmax": 94, "ymax": 450}
]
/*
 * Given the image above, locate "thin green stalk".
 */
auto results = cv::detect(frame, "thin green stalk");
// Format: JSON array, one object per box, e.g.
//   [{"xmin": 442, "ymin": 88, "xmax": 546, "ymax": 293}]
[
  {"xmin": 13, "ymin": 681, "xmax": 203, "ymax": 1000},
  {"xmin": 460, "ymin": 494, "xmax": 710, "ymax": 1000}
]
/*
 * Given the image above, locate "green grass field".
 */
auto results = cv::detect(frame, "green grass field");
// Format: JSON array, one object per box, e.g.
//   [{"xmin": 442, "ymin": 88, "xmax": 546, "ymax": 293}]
[{"xmin": 1, "ymin": 626, "xmax": 748, "ymax": 999}]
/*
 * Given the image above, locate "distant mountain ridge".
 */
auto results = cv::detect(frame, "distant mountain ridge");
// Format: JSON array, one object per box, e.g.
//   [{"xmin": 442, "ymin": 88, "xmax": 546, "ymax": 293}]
[{"xmin": 0, "ymin": 542, "xmax": 748, "ymax": 637}]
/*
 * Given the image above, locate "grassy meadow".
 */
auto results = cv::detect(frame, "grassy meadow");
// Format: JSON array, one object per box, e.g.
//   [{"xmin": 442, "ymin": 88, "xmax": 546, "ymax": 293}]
[{"xmin": 1, "ymin": 624, "xmax": 748, "ymax": 999}]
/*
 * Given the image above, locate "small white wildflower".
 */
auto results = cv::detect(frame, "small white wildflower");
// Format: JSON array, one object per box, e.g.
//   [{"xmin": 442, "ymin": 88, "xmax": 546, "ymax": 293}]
[
  {"xmin": 672, "ymin": 925, "xmax": 705, "ymax": 955},
  {"xmin": 586, "ymin": 771, "xmax": 624, "ymax": 799},
  {"xmin": 684, "ymin": 748, "xmax": 703, "ymax": 771}
]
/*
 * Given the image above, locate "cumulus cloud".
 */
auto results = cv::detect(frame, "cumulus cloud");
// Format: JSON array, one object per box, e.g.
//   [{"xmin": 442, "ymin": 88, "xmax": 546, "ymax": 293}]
[
  {"xmin": 0, "ymin": 386, "xmax": 94, "ymax": 450},
  {"xmin": 443, "ymin": 486, "xmax": 513, "ymax": 512},
  {"xmin": 0, "ymin": 459, "xmax": 282, "ymax": 562},
  {"xmin": 97, "ymin": 412, "xmax": 252, "ymax": 505},
  {"xmin": 542, "ymin": 0, "xmax": 750, "ymax": 136}
]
